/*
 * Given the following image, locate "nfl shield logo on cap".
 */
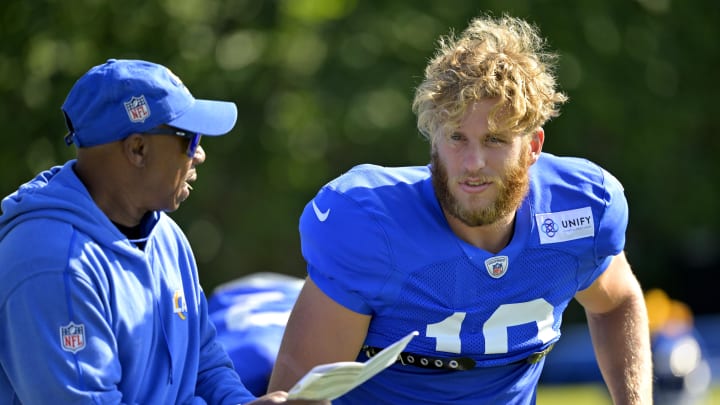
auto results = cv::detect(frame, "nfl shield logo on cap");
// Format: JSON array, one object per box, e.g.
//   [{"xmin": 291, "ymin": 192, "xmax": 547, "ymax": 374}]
[
  {"xmin": 60, "ymin": 322, "xmax": 86, "ymax": 353},
  {"xmin": 124, "ymin": 95, "xmax": 151, "ymax": 123}
]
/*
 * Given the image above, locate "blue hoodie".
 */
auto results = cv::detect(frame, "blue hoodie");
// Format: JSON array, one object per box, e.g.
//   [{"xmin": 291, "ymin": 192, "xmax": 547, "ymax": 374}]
[{"xmin": 0, "ymin": 160, "xmax": 256, "ymax": 404}]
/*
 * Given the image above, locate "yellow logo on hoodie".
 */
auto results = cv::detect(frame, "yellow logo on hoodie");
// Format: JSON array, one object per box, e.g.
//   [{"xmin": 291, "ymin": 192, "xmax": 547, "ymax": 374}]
[{"xmin": 173, "ymin": 289, "xmax": 188, "ymax": 320}]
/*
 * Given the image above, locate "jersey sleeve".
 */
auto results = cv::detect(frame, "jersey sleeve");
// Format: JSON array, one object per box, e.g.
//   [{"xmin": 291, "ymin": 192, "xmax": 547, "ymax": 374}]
[
  {"xmin": 595, "ymin": 167, "xmax": 628, "ymax": 257},
  {"xmin": 578, "ymin": 167, "xmax": 629, "ymax": 290},
  {"xmin": 300, "ymin": 186, "xmax": 393, "ymax": 315}
]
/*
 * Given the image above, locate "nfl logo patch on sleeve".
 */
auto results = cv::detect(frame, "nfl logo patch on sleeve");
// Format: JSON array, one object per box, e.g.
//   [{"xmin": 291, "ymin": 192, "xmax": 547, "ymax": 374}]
[{"xmin": 60, "ymin": 322, "xmax": 86, "ymax": 353}]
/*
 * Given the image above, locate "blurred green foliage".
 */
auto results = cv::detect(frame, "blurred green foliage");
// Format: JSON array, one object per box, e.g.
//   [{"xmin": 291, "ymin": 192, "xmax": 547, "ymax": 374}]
[{"xmin": 1, "ymin": 0, "xmax": 718, "ymax": 320}]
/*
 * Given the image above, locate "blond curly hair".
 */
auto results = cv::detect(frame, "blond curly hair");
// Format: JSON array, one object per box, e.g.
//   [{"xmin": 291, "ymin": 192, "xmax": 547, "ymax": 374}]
[{"xmin": 412, "ymin": 14, "xmax": 568, "ymax": 141}]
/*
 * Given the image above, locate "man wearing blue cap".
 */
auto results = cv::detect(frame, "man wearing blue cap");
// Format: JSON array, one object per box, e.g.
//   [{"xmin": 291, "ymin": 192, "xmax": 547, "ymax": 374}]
[{"xmin": 0, "ymin": 59, "xmax": 289, "ymax": 404}]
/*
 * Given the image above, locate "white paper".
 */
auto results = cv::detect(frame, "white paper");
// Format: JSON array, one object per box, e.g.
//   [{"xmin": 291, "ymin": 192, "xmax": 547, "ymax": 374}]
[{"xmin": 287, "ymin": 330, "xmax": 419, "ymax": 400}]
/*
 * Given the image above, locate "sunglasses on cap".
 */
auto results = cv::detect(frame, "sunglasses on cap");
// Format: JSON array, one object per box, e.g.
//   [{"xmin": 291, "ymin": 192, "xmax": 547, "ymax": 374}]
[{"xmin": 142, "ymin": 127, "xmax": 202, "ymax": 157}]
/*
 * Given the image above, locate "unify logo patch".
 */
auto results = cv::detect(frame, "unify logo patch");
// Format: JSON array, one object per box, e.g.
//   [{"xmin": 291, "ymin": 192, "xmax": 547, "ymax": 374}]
[
  {"xmin": 535, "ymin": 206, "xmax": 594, "ymax": 244},
  {"xmin": 60, "ymin": 322, "xmax": 86, "ymax": 353}
]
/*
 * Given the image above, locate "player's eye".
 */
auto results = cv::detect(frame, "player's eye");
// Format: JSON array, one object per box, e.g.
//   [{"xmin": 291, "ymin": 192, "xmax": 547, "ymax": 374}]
[{"xmin": 485, "ymin": 135, "xmax": 505, "ymax": 145}]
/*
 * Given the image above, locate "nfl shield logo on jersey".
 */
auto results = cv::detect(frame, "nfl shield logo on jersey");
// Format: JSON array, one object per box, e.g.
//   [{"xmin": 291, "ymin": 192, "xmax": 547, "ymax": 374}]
[
  {"xmin": 124, "ymin": 95, "xmax": 151, "ymax": 123},
  {"xmin": 484, "ymin": 256, "xmax": 509, "ymax": 279},
  {"xmin": 60, "ymin": 322, "xmax": 86, "ymax": 353}
]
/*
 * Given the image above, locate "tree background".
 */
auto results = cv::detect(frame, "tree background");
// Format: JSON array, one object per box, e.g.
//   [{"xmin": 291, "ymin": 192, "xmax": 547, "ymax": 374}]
[{"xmin": 1, "ymin": 0, "xmax": 717, "ymax": 323}]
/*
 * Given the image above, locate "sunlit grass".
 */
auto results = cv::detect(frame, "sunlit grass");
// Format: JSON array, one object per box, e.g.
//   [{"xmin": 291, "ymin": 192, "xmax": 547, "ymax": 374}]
[
  {"xmin": 538, "ymin": 384, "xmax": 610, "ymax": 405},
  {"xmin": 537, "ymin": 383, "xmax": 720, "ymax": 405}
]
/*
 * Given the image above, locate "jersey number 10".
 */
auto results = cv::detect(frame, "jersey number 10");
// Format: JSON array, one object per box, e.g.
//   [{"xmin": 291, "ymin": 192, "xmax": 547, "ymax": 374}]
[{"xmin": 426, "ymin": 298, "xmax": 557, "ymax": 354}]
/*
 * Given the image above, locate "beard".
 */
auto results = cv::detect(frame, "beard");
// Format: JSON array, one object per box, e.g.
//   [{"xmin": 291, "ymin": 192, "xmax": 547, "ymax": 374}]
[{"xmin": 431, "ymin": 147, "xmax": 531, "ymax": 227}]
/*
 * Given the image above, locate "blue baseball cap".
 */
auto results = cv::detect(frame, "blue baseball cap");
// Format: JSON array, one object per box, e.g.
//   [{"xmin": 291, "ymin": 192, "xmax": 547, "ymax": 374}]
[{"xmin": 61, "ymin": 58, "xmax": 238, "ymax": 147}]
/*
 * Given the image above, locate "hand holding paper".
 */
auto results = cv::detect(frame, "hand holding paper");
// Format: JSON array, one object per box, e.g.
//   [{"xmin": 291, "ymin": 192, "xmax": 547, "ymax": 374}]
[{"xmin": 287, "ymin": 331, "xmax": 419, "ymax": 401}]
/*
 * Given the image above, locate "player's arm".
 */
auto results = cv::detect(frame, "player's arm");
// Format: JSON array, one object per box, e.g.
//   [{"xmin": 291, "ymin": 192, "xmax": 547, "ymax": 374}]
[
  {"xmin": 574, "ymin": 251, "xmax": 653, "ymax": 404},
  {"xmin": 267, "ymin": 277, "xmax": 371, "ymax": 404}
]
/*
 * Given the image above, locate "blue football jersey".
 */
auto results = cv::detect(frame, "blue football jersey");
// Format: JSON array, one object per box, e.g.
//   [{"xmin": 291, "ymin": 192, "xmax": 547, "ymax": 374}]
[
  {"xmin": 208, "ymin": 273, "xmax": 303, "ymax": 397},
  {"xmin": 299, "ymin": 152, "xmax": 628, "ymax": 404}
]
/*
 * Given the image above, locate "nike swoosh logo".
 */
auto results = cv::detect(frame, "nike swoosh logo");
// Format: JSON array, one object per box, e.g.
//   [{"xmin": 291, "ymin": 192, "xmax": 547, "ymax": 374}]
[{"xmin": 312, "ymin": 200, "xmax": 330, "ymax": 222}]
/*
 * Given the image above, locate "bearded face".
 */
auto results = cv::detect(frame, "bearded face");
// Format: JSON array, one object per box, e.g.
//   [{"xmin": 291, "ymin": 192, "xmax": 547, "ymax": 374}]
[{"xmin": 431, "ymin": 142, "xmax": 532, "ymax": 227}]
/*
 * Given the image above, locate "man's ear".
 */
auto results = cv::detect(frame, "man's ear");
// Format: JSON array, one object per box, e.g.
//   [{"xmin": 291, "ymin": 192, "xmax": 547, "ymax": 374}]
[
  {"xmin": 529, "ymin": 127, "xmax": 545, "ymax": 163},
  {"xmin": 122, "ymin": 133, "xmax": 147, "ymax": 168}
]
